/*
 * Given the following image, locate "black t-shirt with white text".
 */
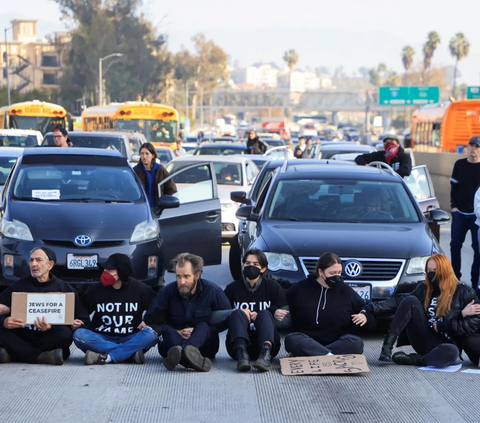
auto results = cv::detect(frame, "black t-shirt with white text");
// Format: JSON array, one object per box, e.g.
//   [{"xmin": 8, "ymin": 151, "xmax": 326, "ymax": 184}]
[{"xmin": 81, "ymin": 278, "xmax": 156, "ymax": 336}]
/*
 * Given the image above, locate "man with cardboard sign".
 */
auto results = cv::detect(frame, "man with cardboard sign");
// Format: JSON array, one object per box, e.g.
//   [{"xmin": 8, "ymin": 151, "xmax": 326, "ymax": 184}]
[
  {"xmin": 280, "ymin": 354, "xmax": 370, "ymax": 376},
  {"xmin": 0, "ymin": 247, "xmax": 88, "ymax": 365}
]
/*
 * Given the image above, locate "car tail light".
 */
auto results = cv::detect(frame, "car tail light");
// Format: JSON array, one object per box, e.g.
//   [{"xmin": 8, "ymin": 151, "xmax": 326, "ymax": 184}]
[
  {"xmin": 148, "ymin": 255, "xmax": 157, "ymax": 278},
  {"xmin": 4, "ymin": 254, "xmax": 14, "ymax": 276}
]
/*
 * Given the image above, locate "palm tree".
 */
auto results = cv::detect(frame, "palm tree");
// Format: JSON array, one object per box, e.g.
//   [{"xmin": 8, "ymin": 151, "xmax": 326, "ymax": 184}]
[
  {"xmin": 422, "ymin": 31, "xmax": 441, "ymax": 83},
  {"xmin": 401, "ymin": 46, "xmax": 415, "ymax": 85},
  {"xmin": 283, "ymin": 49, "xmax": 299, "ymax": 73},
  {"xmin": 449, "ymin": 33, "xmax": 470, "ymax": 95}
]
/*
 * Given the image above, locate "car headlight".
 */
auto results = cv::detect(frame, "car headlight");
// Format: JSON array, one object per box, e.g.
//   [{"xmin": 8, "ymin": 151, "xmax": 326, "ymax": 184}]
[
  {"xmin": 1, "ymin": 218, "xmax": 34, "ymax": 241},
  {"xmin": 265, "ymin": 252, "xmax": 298, "ymax": 272},
  {"xmin": 130, "ymin": 220, "xmax": 159, "ymax": 243},
  {"xmin": 406, "ymin": 256, "xmax": 429, "ymax": 275}
]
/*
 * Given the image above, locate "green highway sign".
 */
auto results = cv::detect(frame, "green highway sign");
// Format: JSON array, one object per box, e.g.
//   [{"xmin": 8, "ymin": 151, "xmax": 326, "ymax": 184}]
[
  {"xmin": 379, "ymin": 86, "xmax": 440, "ymax": 106},
  {"xmin": 467, "ymin": 86, "xmax": 480, "ymax": 100}
]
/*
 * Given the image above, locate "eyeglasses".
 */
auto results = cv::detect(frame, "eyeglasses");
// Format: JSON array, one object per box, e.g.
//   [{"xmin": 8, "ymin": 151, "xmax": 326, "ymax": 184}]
[{"xmin": 53, "ymin": 135, "xmax": 63, "ymax": 139}]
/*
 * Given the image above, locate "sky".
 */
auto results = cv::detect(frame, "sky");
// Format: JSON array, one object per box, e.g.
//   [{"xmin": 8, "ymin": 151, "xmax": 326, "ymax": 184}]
[{"xmin": 1, "ymin": 0, "xmax": 479, "ymax": 84}]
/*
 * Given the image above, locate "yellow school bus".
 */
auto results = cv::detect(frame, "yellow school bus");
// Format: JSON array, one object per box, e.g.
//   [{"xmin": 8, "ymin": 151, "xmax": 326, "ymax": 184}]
[
  {"xmin": 0, "ymin": 100, "xmax": 68, "ymax": 135},
  {"xmin": 81, "ymin": 102, "xmax": 179, "ymax": 144}
]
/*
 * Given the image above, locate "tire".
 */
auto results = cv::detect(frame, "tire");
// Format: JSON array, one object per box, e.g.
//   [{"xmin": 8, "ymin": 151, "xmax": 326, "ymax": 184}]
[{"xmin": 229, "ymin": 234, "xmax": 242, "ymax": 280}]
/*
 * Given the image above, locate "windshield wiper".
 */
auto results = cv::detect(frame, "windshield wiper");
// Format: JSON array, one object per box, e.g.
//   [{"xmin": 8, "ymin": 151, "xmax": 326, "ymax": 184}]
[
  {"xmin": 14, "ymin": 196, "xmax": 53, "ymax": 201},
  {"xmin": 65, "ymin": 198, "xmax": 132, "ymax": 203}
]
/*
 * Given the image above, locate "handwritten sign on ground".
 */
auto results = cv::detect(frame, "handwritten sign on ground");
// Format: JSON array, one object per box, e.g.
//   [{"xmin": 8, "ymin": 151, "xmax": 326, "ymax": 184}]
[
  {"xmin": 11, "ymin": 292, "xmax": 75, "ymax": 325},
  {"xmin": 280, "ymin": 354, "xmax": 370, "ymax": 375}
]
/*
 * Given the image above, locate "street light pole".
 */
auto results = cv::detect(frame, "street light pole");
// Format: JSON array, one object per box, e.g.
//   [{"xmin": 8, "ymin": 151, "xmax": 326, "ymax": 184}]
[
  {"xmin": 98, "ymin": 53, "xmax": 123, "ymax": 106},
  {"xmin": 4, "ymin": 27, "xmax": 12, "ymax": 106}
]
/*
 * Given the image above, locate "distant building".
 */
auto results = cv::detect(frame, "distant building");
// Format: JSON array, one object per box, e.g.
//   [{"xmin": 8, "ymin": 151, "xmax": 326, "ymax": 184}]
[
  {"xmin": 289, "ymin": 71, "xmax": 333, "ymax": 92},
  {"xmin": 231, "ymin": 64, "xmax": 279, "ymax": 88},
  {"xmin": 1, "ymin": 19, "xmax": 69, "ymax": 92}
]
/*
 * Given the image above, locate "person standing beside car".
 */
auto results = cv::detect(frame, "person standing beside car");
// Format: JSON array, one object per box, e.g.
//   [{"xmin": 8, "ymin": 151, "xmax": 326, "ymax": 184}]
[
  {"xmin": 246, "ymin": 130, "xmax": 268, "ymax": 155},
  {"xmin": 294, "ymin": 137, "xmax": 310, "ymax": 159},
  {"xmin": 450, "ymin": 136, "xmax": 480, "ymax": 290},
  {"xmin": 354, "ymin": 134, "xmax": 412, "ymax": 177},
  {"xmin": 133, "ymin": 142, "xmax": 177, "ymax": 208},
  {"xmin": 284, "ymin": 252, "xmax": 376, "ymax": 357}
]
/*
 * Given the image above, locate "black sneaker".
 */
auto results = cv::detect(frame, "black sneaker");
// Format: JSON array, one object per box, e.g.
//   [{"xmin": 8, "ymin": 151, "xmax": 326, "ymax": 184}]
[
  {"xmin": 182, "ymin": 345, "xmax": 211, "ymax": 372},
  {"xmin": 0, "ymin": 347, "xmax": 11, "ymax": 363},
  {"xmin": 131, "ymin": 350, "xmax": 145, "ymax": 364},
  {"xmin": 162, "ymin": 346, "xmax": 182, "ymax": 371},
  {"xmin": 85, "ymin": 350, "xmax": 107, "ymax": 365},
  {"xmin": 36, "ymin": 348, "xmax": 64, "ymax": 365},
  {"xmin": 392, "ymin": 351, "xmax": 425, "ymax": 366}
]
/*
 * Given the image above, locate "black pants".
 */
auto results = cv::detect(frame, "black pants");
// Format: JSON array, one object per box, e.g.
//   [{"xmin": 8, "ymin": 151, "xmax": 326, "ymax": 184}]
[
  {"xmin": 285, "ymin": 332, "xmax": 364, "ymax": 357},
  {"xmin": 226, "ymin": 309, "xmax": 281, "ymax": 360},
  {"xmin": 0, "ymin": 324, "xmax": 73, "ymax": 363},
  {"xmin": 158, "ymin": 322, "xmax": 220, "ymax": 360},
  {"xmin": 389, "ymin": 296, "xmax": 459, "ymax": 367},
  {"xmin": 458, "ymin": 333, "xmax": 480, "ymax": 365}
]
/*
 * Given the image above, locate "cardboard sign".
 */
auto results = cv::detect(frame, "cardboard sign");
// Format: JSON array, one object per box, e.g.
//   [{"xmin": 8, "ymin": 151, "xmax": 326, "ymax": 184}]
[
  {"xmin": 11, "ymin": 292, "xmax": 75, "ymax": 325},
  {"xmin": 280, "ymin": 354, "xmax": 370, "ymax": 376}
]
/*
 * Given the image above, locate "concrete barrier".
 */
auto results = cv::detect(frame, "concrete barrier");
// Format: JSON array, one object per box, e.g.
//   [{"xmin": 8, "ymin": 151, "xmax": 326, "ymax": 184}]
[{"xmin": 415, "ymin": 152, "xmax": 467, "ymax": 212}]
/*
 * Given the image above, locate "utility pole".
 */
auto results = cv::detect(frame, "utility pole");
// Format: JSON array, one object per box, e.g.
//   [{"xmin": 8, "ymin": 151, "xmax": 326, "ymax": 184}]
[
  {"xmin": 98, "ymin": 56, "xmax": 103, "ymax": 106},
  {"xmin": 4, "ymin": 27, "xmax": 12, "ymax": 106},
  {"xmin": 185, "ymin": 81, "xmax": 189, "ymax": 119}
]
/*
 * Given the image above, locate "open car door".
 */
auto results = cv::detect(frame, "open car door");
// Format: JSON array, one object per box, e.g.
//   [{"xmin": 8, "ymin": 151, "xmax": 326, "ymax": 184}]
[{"xmin": 158, "ymin": 162, "xmax": 222, "ymax": 268}]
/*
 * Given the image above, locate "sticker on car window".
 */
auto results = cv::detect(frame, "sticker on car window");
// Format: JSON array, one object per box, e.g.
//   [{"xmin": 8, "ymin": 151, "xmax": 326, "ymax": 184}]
[{"xmin": 32, "ymin": 190, "xmax": 60, "ymax": 200}]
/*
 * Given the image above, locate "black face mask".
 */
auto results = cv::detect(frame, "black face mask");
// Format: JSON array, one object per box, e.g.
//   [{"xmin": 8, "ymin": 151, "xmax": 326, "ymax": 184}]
[
  {"xmin": 324, "ymin": 274, "xmax": 343, "ymax": 288},
  {"xmin": 243, "ymin": 265, "xmax": 262, "ymax": 280},
  {"xmin": 427, "ymin": 271, "xmax": 438, "ymax": 286}
]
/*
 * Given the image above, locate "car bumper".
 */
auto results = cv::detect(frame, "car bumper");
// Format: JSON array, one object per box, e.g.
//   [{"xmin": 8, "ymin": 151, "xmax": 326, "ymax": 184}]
[
  {"xmin": 0, "ymin": 237, "xmax": 163, "ymax": 289},
  {"xmin": 221, "ymin": 206, "xmax": 239, "ymax": 239}
]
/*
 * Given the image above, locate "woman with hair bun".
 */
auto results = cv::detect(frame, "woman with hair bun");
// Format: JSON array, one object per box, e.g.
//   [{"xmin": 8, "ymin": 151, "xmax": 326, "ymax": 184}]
[{"xmin": 367, "ymin": 254, "xmax": 480, "ymax": 367}]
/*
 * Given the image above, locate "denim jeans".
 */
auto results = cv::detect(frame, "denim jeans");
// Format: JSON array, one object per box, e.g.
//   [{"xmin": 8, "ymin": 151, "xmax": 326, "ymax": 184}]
[
  {"xmin": 73, "ymin": 327, "xmax": 158, "ymax": 363},
  {"xmin": 450, "ymin": 211, "xmax": 480, "ymax": 289}
]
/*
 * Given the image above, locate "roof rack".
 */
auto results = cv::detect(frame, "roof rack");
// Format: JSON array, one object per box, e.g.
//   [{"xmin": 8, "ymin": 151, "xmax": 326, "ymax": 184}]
[{"xmin": 368, "ymin": 161, "xmax": 397, "ymax": 177}]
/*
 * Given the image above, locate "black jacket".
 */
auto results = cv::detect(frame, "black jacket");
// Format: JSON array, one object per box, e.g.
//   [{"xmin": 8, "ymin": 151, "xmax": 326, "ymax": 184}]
[
  {"xmin": 144, "ymin": 278, "xmax": 231, "ymax": 334},
  {"xmin": 355, "ymin": 147, "xmax": 412, "ymax": 177},
  {"xmin": 363, "ymin": 283, "xmax": 480, "ymax": 345},
  {"xmin": 294, "ymin": 145, "xmax": 310, "ymax": 159},
  {"xmin": 246, "ymin": 137, "xmax": 268, "ymax": 155},
  {"xmin": 450, "ymin": 158, "xmax": 480, "ymax": 213},
  {"xmin": 287, "ymin": 275, "xmax": 376, "ymax": 345}
]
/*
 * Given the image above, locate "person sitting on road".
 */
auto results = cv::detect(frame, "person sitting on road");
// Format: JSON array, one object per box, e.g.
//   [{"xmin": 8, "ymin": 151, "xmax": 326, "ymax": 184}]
[
  {"xmin": 144, "ymin": 253, "xmax": 231, "ymax": 372},
  {"xmin": 368, "ymin": 254, "xmax": 480, "ymax": 367},
  {"xmin": 224, "ymin": 249, "xmax": 290, "ymax": 373},
  {"xmin": 294, "ymin": 137, "xmax": 310, "ymax": 159},
  {"xmin": 73, "ymin": 254, "xmax": 158, "ymax": 365},
  {"xmin": 354, "ymin": 134, "xmax": 412, "ymax": 177},
  {"xmin": 0, "ymin": 247, "xmax": 89, "ymax": 365},
  {"xmin": 285, "ymin": 252, "xmax": 376, "ymax": 357},
  {"xmin": 246, "ymin": 130, "xmax": 268, "ymax": 155}
]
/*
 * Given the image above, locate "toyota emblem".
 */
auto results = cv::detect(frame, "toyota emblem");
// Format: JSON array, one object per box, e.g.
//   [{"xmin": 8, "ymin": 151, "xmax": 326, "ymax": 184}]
[
  {"xmin": 344, "ymin": 260, "xmax": 363, "ymax": 278},
  {"xmin": 74, "ymin": 235, "xmax": 92, "ymax": 247}
]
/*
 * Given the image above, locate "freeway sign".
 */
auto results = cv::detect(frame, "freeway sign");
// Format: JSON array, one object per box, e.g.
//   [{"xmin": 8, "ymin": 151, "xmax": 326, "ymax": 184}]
[
  {"xmin": 379, "ymin": 86, "xmax": 440, "ymax": 106},
  {"xmin": 467, "ymin": 86, "xmax": 480, "ymax": 100}
]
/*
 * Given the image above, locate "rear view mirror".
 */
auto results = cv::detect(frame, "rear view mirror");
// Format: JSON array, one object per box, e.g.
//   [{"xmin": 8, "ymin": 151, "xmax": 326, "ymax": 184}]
[
  {"xmin": 158, "ymin": 195, "xmax": 180, "ymax": 210},
  {"xmin": 131, "ymin": 154, "xmax": 140, "ymax": 162},
  {"xmin": 427, "ymin": 209, "xmax": 450, "ymax": 224},
  {"xmin": 231, "ymin": 191, "xmax": 251, "ymax": 205},
  {"xmin": 236, "ymin": 205, "xmax": 259, "ymax": 222}
]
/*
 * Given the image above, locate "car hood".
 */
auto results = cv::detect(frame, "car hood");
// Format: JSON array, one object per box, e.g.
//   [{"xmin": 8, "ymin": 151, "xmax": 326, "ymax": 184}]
[
  {"xmin": 9, "ymin": 201, "xmax": 150, "ymax": 230},
  {"xmin": 260, "ymin": 221, "xmax": 433, "ymax": 258}
]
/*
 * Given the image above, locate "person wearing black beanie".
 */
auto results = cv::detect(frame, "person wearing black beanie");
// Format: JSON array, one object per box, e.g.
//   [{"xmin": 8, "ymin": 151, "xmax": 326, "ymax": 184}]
[{"xmin": 73, "ymin": 253, "xmax": 158, "ymax": 365}]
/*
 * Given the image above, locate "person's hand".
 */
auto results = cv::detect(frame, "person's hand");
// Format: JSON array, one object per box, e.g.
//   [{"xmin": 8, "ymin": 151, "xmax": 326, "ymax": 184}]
[
  {"xmin": 137, "ymin": 321, "xmax": 147, "ymax": 330},
  {"xmin": 241, "ymin": 308, "xmax": 252, "ymax": 323},
  {"xmin": 34, "ymin": 317, "xmax": 51, "ymax": 332},
  {"xmin": 177, "ymin": 327, "xmax": 193, "ymax": 339},
  {"xmin": 274, "ymin": 309, "xmax": 289, "ymax": 321},
  {"xmin": 71, "ymin": 319, "xmax": 84, "ymax": 330},
  {"xmin": 250, "ymin": 311, "xmax": 258, "ymax": 322},
  {"xmin": 452, "ymin": 208, "xmax": 458, "ymax": 212},
  {"xmin": 3, "ymin": 317, "xmax": 24, "ymax": 329},
  {"xmin": 462, "ymin": 300, "xmax": 480, "ymax": 318},
  {"xmin": 351, "ymin": 313, "xmax": 367, "ymax": 327}
]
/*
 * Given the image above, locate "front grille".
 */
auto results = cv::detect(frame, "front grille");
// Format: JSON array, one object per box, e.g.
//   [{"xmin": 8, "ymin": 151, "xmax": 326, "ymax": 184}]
[
  {"xmin": 42, "ymin": 240, "xmax": 123, "ymax": 248},
  {"xmin": 52, "ymin": 267, "xmax": 103, "ymax": 282},
  {"xmin": 299, "ymin": 257, "xmax": 405, "ymax": 281}
]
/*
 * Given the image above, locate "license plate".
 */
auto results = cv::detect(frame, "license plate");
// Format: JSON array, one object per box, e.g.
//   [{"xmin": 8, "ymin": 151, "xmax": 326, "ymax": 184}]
[
  {"xmin": 67, "ymin": 254, "xmax": 98, "ymax": 269},
  {"xmin": 346, "ymin": 283, "xmax": 372, "ymax": 301}
]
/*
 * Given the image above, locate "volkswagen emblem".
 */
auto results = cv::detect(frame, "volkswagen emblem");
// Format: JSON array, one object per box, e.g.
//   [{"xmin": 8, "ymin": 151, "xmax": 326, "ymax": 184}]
[
  {"xmin": 74, "ymin": 235, "xmax": 92, "ymax": 247},
  {"xmin": 344, "ymin": 260, "xmax": 363, "ymax": 278}
]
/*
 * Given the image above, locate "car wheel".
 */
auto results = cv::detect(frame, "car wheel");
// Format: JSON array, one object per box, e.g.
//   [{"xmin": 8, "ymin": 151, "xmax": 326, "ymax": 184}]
[{"xmin": 229, "ymin": 234, "xmax": 242, "ymax": 280}]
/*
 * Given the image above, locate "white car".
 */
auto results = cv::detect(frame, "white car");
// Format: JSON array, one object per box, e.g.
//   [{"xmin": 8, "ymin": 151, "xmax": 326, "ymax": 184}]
[
  {"xmin": 0, "ymin": 129, "xmax": 43, "ymax": 147},
  {"xmin": 0, "ymin": 147, "xmax": 24, "ymax": 194},
  {"xmin": 166, "ymin": 155, "xmax": 260, "ymax": 241}
]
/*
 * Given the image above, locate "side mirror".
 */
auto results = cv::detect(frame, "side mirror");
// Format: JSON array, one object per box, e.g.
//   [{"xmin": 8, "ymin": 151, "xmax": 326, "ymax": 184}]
[
  {"xmin": 157, "ymin": 195, "xmax": 180, "ymax": 210},
  {"xmin": 231, "ymin": 190, "xmax": 251, "ymax": 205},
  {"xmin": 131, "ymin": 154, "xmax": 140, "ymax": 162},
  {"xmin": 236, "ymin": 205, "xmax": 259, "ymax": 222},
  {"xmin": 427, "ymin": 209, "xmax": 450, "ymax": 224}
]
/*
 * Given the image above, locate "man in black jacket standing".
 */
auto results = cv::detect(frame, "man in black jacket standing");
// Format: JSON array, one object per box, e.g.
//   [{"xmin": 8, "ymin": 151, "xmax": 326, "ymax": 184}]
[
  {"xmin": 144, "ymin": 253, "xmax": 231, "ymax": 372},
  {"xmin": 0, "ymin": 247, "xmax": 88, "ymax": 365},
  {"xmin": 355, "ymin": 134, "xmax": 412, "ymax": 178},
  {"xmin": 246, "ymin": 130, "xmax": 268, "ymax": 155},
  {"xmin": 73, "ymin": 253, "xmax": 158, "ymax": 365},
  {"xmin": 224, "ymin": 249, "xmax": 289, "ymax": 372},
  {"xmin": 450, "ymin": 136, "xmax": 480, "ymax": 290}
]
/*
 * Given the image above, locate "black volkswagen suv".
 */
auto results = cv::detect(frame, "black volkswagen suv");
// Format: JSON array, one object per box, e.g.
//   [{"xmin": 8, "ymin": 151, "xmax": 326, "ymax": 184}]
[{"xmin": 232, "ymin": 162, "xmax": 449, "ymax": 301}]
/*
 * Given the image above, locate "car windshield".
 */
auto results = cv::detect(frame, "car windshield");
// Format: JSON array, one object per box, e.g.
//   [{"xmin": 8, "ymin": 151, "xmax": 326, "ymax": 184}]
[
  {"xmin": 0, "ymin": 156, "xmax": 19, "ymax": 185},
  {"xmin": 117, "ymin": 119, "xmax": 177, "ymax": 143},
  {"xmin": 12, "ymin": 165, "xmax": 143, "ymax": 202},
  {"xmin": 267, "ymin": 179, "xmax": 419, "ymax": 223},
  {"xmin": 319, "ymin": 149, "xmax": 371, "ymax": 159},
  {"xmin": 43, "ymin": 134, "xmax": 127, "ymax": 157},
  {"xmin": 168, "ymin": 162, "xmax": 243, "ymax": 186},
  {"xmin": 156, "ymin": 149, "xmax": 173, "ymax": 164},
  {"xmin": 0, "ymin": 135, "xmax": 38, "ymax": 147},
  {"xmin": 196, "ymin": 148, "xmax": 244, "ymax": 156}
]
